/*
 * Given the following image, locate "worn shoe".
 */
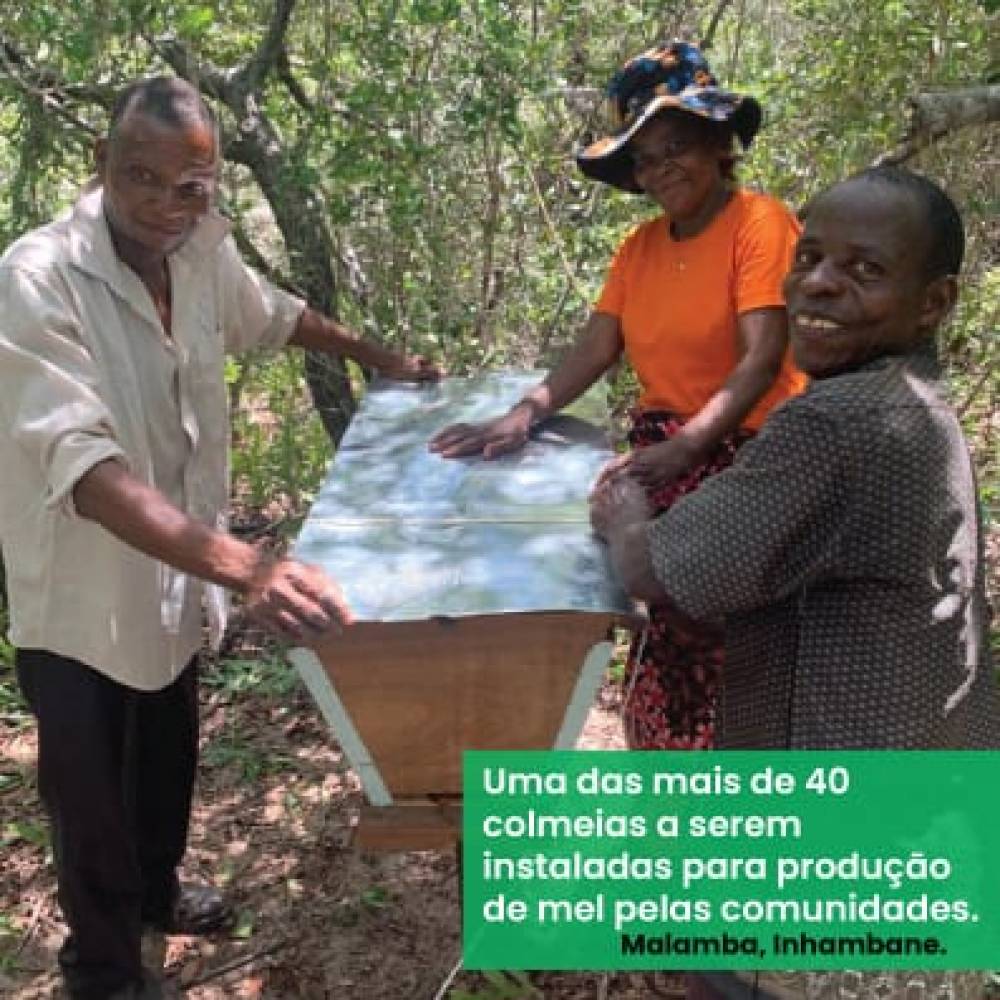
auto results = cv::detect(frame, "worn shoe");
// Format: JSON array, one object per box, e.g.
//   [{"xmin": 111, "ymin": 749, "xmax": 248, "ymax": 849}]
[
  {"xmin": 140, "ymin": 928, "xmax": 167, "ymax": 972},
  {"xmin": 150, "ymin": 883, "xmax": 234, "ymax": 936}
]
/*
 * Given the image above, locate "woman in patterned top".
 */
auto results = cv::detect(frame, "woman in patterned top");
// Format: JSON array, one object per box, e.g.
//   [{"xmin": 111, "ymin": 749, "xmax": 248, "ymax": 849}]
[{"xmin": 431, "ymin": 41, "xmax": 807, "ymax": 750}]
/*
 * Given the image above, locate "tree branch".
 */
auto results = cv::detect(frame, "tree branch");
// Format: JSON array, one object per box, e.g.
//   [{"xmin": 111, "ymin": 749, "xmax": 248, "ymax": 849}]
[
  {"xmin": 334, "ymin": 239, "xmax": 371, "ymax": 309},
  {"xmin": 147, "ymin": 34, "xmax": 231, "ymax": 99},
  {"xmin": 701, "ymin": 0, "xmax": 735, "ymax": 50},
  {"xmin": 0, "ymin": 37, "xmax": 114, "ymax": 106},
  {"xmin": 277, "ymin": 47, "xmax": 313, "ymax": 112},
  {"xmin": 227, "ymin": 213, "xmax": 305, "ymax": 299},
  {"xmin": 0, "ymin": 35, "xmax": 109, "ymax": 137},
  {"xmin": 875, "ymin": 85, "xmax": 1000, "ymax": 165},
  {"xmin": 238, "ymin": 0, "xmax": 298, "ymax": 93}
]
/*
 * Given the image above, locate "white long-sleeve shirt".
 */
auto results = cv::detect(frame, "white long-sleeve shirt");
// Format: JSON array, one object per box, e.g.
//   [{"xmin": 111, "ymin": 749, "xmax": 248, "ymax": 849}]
[{"xmin": 0, "ymin": 183, "xmax": 304, "ymax": 689}]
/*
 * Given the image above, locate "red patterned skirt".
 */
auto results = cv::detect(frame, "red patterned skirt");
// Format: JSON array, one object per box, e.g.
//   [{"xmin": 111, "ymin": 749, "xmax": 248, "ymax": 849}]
[{"xmin": 623, "ymin": 411, "xmax": 753, "ymax": 750}]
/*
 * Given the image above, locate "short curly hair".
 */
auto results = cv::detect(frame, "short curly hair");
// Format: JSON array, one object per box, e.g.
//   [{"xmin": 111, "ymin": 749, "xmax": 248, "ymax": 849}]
[
  {"xmin": 851, "ymin": 166, "xmax": 964, "ymax": 279},
  {"xmin": 109, "ymin": 76, "xmax": 216, "ymax": 146}
]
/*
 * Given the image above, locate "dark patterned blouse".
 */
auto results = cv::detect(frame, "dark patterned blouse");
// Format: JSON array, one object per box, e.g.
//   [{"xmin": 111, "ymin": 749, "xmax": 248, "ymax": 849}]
[{"xmin": 647, "ymin": 342, "xmax": 997, "ymax": 750}]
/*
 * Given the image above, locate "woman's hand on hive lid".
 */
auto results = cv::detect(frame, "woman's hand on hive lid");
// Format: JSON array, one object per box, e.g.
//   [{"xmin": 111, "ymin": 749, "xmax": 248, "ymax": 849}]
[{"xmin": 429, "ymin": 406, "xmax": 533, "ymax": 459}]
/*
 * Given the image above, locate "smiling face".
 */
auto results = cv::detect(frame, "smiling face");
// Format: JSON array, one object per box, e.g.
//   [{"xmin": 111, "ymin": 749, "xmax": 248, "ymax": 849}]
[
  {"xmin": 628, "ymin": 113, "xmax": 729, "ymax": 224},
  {"xmin": 96, "ymin": 110, "xmax": 218, "ymax": 263},
  {"xmin": 783, "ymin": 179, "xmax": 957, "ymax": 378}
]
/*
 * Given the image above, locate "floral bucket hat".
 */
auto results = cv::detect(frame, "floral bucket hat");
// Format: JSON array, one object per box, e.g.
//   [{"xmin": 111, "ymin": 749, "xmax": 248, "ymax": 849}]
[{"xmin": 576, "ymin": 40, "xmax": 762, "ymax": 193}]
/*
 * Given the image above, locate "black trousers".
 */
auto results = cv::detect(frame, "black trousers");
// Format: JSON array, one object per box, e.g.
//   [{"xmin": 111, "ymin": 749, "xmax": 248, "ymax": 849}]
[{"xmin": 16, "ymin": 649, "xmax": 199, "ymax": 1000}]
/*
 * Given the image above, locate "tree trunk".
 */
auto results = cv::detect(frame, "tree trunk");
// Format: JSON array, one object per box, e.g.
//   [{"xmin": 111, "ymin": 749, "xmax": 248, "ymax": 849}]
[
  {"xmin": 227, "ymin": 134, "xmax": 356, "ymax": 443},
  {"xmin": 877, "ymin": 85, "xmax": 1000, "ymax": 165}
]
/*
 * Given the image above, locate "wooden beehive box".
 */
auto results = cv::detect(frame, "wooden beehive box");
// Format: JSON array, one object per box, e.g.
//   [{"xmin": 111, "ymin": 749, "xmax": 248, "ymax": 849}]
[{"xmin": 289, "ymin": 374, "xmax": 637, "ymax": 850}]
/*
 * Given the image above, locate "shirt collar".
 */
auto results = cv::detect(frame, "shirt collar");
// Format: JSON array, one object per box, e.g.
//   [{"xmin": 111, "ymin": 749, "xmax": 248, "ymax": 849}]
[
  {"xmin": 900, "ymin": 338, "xmax": 942, "ymax": 381},
  {"xmin": 65, "ymin": 181, "xmax": 232, "ymax": 292},
  {"xmin": 858, "ymin": 340, "xmax": 942, "ymax": 381},
  {"xmin": 811, "ymin": 339, "xmax": 943, "ymax": 385}
]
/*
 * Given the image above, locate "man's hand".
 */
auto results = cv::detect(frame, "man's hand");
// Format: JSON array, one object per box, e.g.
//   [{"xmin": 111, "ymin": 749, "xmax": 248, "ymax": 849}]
[
  {"xmin": 592, "ymin": 451, "xmax": 632, "ymax": 490},
  {"xmin": 429, "ymin": 406, "xmax": 534, "ymax": 459},
  {"xmin": 589, "ymin": 475, "xmax": 667, "ymax": 605},
  {"xmin": 626, "ymin": 438, "xmax": 698, "ymax": 491},
  {"xmin": 377, "ymin": 352, "xmax": 442, "ymax": 382},
  {"xmin": 288, "ymin": 308, "xmax": 441, "ymax": 382},
  {"xmin": 243, "ymin": 556, "xmax": 354, "ymax": 643},
  {"xmin": 589, "ymin": 473, "xmax": 653, "ymax": 541},
  {"xmin": 73, "ymin": 460, "xmax": 354, "ymax": 646}
]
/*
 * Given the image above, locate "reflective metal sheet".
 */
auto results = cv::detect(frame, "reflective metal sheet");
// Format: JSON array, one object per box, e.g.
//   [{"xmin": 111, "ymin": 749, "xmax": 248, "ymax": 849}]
[{"xmin": 294, "ymin": 372, "xmax": 635, "ymax": 621}]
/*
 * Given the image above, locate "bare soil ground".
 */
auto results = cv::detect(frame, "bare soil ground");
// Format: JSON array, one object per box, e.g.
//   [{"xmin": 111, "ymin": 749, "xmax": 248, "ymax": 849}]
[{"xmin": 1, "ymin": 644, "xmax": 684, "ymax": 1000}]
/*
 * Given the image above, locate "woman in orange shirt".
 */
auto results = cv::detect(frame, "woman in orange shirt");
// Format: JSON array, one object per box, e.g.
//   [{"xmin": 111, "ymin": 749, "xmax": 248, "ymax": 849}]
[{"xmin": 431, "ymin": 41, "xmax": 806, "ymax": 749}]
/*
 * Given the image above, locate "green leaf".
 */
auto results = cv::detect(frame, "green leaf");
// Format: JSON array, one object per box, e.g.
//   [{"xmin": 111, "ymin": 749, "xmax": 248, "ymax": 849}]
[
  {"xmin": 231, "ymin": 909, "xmax": 255, "ymax": 940},
  {"xmin": 179, "ymin": 5, "xmax": 215, "ymax": 34},
  {"xmin": 0, "ymin": 772, "xmax": 24, "ymax": 793},
  {"xmin": 360, "ymin": 886, "xmax": 390, "ymax": 909},
  {"xmin": 2, "ymin": 819, "xmax": 48, "ymax": 849}
]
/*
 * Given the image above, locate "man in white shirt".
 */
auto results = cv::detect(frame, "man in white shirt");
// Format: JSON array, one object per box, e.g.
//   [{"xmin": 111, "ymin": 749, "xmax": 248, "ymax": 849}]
[{"xmin": 0, "ymin": 76, "xmax": 435, "ymax": 1000}]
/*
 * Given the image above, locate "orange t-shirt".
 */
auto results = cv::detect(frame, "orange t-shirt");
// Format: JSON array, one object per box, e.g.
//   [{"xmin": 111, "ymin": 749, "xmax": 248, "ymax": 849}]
[{"xmin": 594, "ymin": 188, "xmax": 807, "ymax": 431}]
